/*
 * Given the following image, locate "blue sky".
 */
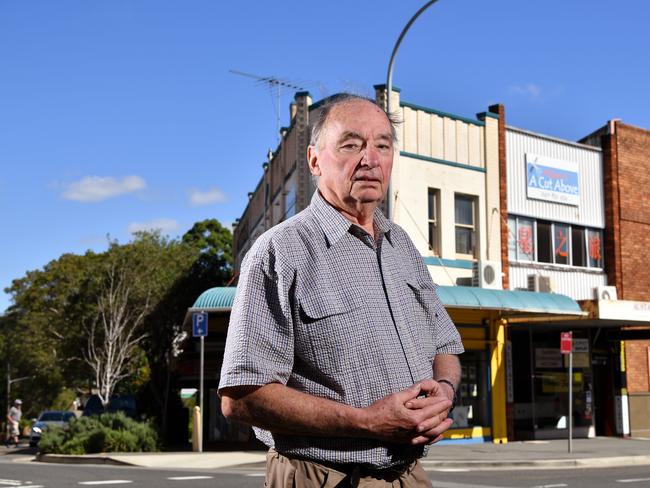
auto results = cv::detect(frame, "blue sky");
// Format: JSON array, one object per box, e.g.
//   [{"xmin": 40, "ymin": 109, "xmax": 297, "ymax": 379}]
[{"xmin": 1, "ymin": 0, "xmax": 649, "ymax": 313}]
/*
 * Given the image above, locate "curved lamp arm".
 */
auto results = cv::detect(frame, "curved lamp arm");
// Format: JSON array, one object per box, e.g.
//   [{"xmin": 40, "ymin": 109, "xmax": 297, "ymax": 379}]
[{"xmin": 386, "ymin": 0, "xmax": 440, "ymax": 114}]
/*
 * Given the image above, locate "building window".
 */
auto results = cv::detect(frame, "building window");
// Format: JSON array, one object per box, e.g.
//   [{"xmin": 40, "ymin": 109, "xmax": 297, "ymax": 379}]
[
  {"xmin": 571, "ymin": 227, "xmax": 586, "ymax": 267},
  {"xmin": 554, "ymin": 223, "xmax": 570, "ymax": 265},
  {"xmin": 509, "ymin": 215, "xmax": 604, "ymax": 269},
  {"xmin": 517, "ymin": 218, "xmax": 535, "ymax": 261},
  {"xmin": 427, "ymin": 188, "xmax": 440, "ymax": 255},
  {"xmin": 537, "ymin": 221, "xmax": 552, "ymax": 263},
  {"xmin": 588, "ymin": 229, "xmax": 603, "ymax": 268},
  {"xmin": 455, "ymin": 194, "xmax": 477, "ymax": 257},
  {"xmin": 284, "ymin": 181, "xmax": 296, "ymax": 220},
  {"xmin": 508, "ymin": 217, "xmax": 517, "ymax": 261}
]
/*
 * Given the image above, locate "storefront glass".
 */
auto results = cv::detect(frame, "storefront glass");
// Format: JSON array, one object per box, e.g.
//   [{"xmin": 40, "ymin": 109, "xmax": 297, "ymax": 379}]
[{"xmin": 511, "ymin": 328, "xmax": 594, "ymax": 440}]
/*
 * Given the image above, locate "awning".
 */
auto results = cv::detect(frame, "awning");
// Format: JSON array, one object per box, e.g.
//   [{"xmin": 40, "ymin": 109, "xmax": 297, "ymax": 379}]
[
  {"xmin": 436, "ymin": 286, "xmax": 585, "ymax": 316},
  {"xmin": 187, "ymin": 285, "xmax": 584, "ymax": 317},
  {"xmin": 189, "ymin": 286, "xmax": 237, "ymax": 312}
]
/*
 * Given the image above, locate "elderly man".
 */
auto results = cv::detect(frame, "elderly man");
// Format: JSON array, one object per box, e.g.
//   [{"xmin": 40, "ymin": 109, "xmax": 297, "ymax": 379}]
[{"xmin": 219, "ymin": 93, "xmax": 463, "ymax": 487}]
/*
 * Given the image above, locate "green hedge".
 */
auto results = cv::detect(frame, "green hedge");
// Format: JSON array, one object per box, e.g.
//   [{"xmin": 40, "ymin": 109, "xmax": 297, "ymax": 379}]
[{"xmin": 39, "ymin": 412, "xmax": 159, "ymax": 454}]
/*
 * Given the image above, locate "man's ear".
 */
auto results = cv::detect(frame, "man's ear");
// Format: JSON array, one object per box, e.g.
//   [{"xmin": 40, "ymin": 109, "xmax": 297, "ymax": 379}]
[{"xmin": 307, "ymin": 145, "xmax": 321, "ymax": 177}]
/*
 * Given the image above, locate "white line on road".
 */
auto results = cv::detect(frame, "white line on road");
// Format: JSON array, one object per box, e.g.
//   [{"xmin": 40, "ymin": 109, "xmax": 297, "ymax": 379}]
[
  {"xmin": 531, "ymin": 484, "xmax": 568, "ymax": 488},
  {"xmin": 78, "ymin": 482, "xmax": 133, "ymax": 486},
  {"xmin": 166, "ymin": 477, "xmax": 214, "ymax": 481},
  {"xmin": 617, "ymin": 479, "xmax": 650, "ymax": 483},
  {"xmin": 0, "ymin": 480, "xmax": 22, "ymax": 486},
  {"xmin": 245, "ymin": 474, "xmax": 266, "ymax": 477}
]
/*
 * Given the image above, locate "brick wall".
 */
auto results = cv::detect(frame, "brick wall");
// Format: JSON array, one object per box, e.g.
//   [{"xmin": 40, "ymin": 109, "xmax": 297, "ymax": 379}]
[
  {"xmin": 616, "ymin": 123, "xmax": 650, "ymax": 301},
  {"xmin": 626, "ymin": 341, "xmax": 650, "ymax": 392},
  {"xmin": 489, "ymin": 104, "xmax": 509, "ymax": 290}
]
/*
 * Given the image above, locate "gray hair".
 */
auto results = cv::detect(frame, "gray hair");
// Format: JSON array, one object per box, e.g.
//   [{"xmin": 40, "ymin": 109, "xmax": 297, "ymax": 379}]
[{"xmin": 309, "ymin": 93, "xmax": 399, "ymax": 148}]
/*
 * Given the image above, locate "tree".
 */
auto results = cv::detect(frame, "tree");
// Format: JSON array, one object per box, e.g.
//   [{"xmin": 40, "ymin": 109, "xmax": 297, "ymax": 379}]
[
  {"xmin": 84, "ymin": 254, "xmax": 150, "ymax": 409},
  {"xmin": 182, "ymin": 219, "xmax": 233, "ymax": 287}
]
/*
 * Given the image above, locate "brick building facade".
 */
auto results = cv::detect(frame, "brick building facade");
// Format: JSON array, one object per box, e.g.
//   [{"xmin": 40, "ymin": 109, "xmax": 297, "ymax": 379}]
[{"xmin": 583, "ymin": 121, "xmax": 650, "ymax": 436}]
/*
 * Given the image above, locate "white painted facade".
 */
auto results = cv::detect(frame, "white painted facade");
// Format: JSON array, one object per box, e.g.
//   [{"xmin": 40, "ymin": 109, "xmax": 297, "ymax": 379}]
[
  {"xmin": 387, "ymin": 89, "xmax": 502, "ymax": 288},
  {"xmin": 506, "ymin": 126, "xmax": 607, "ymax": 300}
]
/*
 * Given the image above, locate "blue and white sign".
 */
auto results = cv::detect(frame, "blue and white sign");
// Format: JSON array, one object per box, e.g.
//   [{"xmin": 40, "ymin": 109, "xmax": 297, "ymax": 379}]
[
  {"xmin": 192, "ymin": 312, "xmax": 208, "ymax": 337},
  {"xmin": 526, "ymin": 154, "xmax": 580, "ymax": 206}
]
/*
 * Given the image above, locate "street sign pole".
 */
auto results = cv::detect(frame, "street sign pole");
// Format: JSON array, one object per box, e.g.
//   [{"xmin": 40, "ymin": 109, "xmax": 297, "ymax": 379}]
[
  {"xmin": 560, "ymin": 331, "xmax": 573, "ymax": 454},
  {"xmin": 568, "ymin": 349, "xmax": 573, "ymax": 453},
  {"xmin": 192, "ymin": 311, "xmax": 208, "ymax": 454},
  {"xmin": 199, "ymin": 334, "xmax": 204, "ymax": 453}
]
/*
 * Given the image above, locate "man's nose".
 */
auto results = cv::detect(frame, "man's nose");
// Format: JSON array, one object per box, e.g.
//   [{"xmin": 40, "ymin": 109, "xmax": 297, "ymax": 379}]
[{"xmin": 360, "ymin": 145, "xmax": 380, "ymax": 167}]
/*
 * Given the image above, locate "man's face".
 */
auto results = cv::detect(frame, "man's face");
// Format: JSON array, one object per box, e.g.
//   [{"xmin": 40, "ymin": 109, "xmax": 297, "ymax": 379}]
[{"xmin": 308, "ymin": 100, "xmax": 394, "ymax": 213}]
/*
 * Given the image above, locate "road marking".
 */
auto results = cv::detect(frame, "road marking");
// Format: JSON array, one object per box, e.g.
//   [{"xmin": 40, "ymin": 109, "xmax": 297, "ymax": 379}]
[
  {"xmin": 166, "ymin": 476, "xmax": 213, "ymax": 481},
  {"xmin": 0, "ymin": 481, "xmax": 43, "ymax": 488},
  {"xmin": 78, "ymin": 482, "xmax": 133, "ymax": 486},
  {"xmin": 532, "ymin": 485, "xmax": 567, "ymax": 488},
  {"xmin": 617, "ymin": 479, "xmax": 650, "ymax": 483}
]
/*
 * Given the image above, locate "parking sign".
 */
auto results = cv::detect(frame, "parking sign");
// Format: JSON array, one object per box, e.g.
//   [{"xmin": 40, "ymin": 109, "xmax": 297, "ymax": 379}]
[{"xmin": 192, "ymin": 312, "xmax": 208, "ymax": 337}]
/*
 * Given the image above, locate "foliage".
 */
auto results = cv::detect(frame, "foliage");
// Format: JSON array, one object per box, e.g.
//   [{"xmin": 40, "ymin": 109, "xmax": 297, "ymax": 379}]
[
  {"xmin": 38, "ymin": 412, "xmax": 159, "ymax": 454},
  {"xmin": 51, "ymin": 389, "xmax": 79, "ymax": 412},
  {"xmin": 2, "ymin": 219, "xmax": 233, "ymax": 445}
]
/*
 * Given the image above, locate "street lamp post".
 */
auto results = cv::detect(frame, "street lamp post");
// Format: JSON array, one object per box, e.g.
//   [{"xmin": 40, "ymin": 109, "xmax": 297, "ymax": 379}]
[
  {"xmin": 385, "ymin": 0, "xmax": 440, "ymax": 220},
  {"xmin": 6, "ymin": 373, "xmax": 31, "ymax": 416},
  {"xmin": 386, "ymin": 0, "xmax": 441, "ymax": 115}
]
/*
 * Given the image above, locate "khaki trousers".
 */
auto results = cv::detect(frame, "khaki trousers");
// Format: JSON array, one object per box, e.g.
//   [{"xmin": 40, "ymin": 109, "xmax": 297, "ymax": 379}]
[{"xmin": 265, "ymin": 448, "xmax": 433, "ymax": 488}]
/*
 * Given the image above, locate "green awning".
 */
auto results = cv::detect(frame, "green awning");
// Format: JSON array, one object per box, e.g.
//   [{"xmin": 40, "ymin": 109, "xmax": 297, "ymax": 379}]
[
  {"xmin": 435, "ymin": 286, "xmax": 585, "ymax": 316},
  {"xmin": 189, "ymin": 285, "xmax": 584, "ymax": 317},
  {"xmin": 189, "ymin": 286, "xmax": 237, "ymax": 311}
]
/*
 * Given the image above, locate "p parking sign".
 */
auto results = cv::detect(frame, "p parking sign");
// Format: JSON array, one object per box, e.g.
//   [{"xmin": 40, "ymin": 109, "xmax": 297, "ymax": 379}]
[{"xmin": 192, "ymin": 312, "xmax": 208, "ymax": 337}]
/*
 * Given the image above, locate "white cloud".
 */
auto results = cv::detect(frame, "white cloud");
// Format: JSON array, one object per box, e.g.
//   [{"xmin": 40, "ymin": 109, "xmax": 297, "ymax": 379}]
[
  {"xmin": 189, "ymin": 187, "xmax": 227, "ymax": 206},
  {"xmin": 128, "ymin": 218, "xmax": 180, "ymax": 235},
  {"xmin": 62, "ymin": 175, "xmax": 147, "ymax": 202},
  {"xmin": 509, "ymin": 83, "xmax": 542, "ymax": 100}
]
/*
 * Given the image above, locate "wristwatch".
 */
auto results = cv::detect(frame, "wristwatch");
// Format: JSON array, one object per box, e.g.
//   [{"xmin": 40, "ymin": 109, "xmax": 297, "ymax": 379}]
[{"xmin": 437, "ymin": 379, "xmax": 458, "ymax": 413}]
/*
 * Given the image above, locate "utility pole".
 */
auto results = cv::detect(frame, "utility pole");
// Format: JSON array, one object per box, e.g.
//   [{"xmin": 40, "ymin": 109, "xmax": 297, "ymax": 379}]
[
  {"xmin": 6, "ymin": 370, "xmax": 32, "ymax": 415},
  {"xmin": 229, "ymin": 69, "xmax": 305, "ymax": 144}
]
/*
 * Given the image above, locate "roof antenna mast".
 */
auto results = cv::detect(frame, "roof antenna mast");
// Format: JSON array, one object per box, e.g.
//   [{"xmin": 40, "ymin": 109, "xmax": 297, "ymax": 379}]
[{"xmin": 230, "ymin": 69, "xmax": 306, "ymax": 144}]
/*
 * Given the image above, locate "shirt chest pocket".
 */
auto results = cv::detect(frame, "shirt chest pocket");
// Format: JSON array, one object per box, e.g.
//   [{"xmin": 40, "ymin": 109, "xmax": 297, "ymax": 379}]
[
  {"xmin": 296, "ymin": 289, "xmax": 365, "ymax": 374},
  {"xmin": 403, "ymin": 279, "xmax": 439, "ymax": 361}
]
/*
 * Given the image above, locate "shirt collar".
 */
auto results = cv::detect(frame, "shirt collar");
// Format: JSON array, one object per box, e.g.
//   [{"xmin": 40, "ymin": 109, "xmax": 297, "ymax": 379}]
[{"xmin": 310, "ymin": 190, "xmax": 393, "ymax": 247}]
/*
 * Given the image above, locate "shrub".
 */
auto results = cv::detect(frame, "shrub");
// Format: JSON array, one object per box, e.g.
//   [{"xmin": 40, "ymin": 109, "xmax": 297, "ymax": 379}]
[{"xmin": 39, "ymin": 412, "xmax": 159, "ymax": 454}]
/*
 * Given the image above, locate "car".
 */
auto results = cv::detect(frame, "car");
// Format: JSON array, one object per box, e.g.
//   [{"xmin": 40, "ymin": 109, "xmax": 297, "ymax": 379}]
[{"xmin": 29, "ymin": 410, "xmax": 77, "ymax": 447}]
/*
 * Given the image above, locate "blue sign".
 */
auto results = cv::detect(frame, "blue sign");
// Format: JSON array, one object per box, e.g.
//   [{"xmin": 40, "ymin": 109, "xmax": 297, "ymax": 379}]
[
  {"xmin": 526, "ymin": 154, "xmax": 580, "ymax": 206},
  {"xmin": 192, "ymin": 312, "xmax": 208, "ymax": 337}
]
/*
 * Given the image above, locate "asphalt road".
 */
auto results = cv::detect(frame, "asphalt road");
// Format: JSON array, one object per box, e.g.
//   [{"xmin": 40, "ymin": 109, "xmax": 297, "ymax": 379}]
[{"xmin": 1, "ymin": 456, "xmax": 650, "ymax": 487}]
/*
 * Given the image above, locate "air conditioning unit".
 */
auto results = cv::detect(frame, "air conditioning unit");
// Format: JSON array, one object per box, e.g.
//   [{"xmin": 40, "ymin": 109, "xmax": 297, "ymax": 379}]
[
  {"xmin": 595, "ymin": 286, "xmax": 618, "ymax": 301},
  {"xmin": 472, "ymin": 261, "xmax": 502, "ymax": 289},
  {"xmin": 528, "ymin": 274, "xmax": 552, "ymax": 293}
]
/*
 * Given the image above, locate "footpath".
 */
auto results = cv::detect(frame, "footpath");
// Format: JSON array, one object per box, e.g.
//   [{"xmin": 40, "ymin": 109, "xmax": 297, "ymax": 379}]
[{"xmin": 4, "ymin": 437, "xmax": 650, "ymax": 471}]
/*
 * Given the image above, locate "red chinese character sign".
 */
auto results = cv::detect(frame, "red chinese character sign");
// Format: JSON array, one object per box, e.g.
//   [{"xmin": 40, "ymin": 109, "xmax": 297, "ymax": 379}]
[
  {"xmin": 517, "ymin": 220, "xmax": 534, "ymax": 260},
  {"xmin": 560, "ymin": 331, "xmax": 573, "ymax": 354},
  {"xmin": 588, "ymin": 231, "xmax": 602, "ymax": 267}
]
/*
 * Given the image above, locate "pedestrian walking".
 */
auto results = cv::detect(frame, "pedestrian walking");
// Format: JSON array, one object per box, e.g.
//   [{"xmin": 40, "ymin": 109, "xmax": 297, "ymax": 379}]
[{"xmin": 6, "ymin": 399, "xmax": 22, "ymax": 447}]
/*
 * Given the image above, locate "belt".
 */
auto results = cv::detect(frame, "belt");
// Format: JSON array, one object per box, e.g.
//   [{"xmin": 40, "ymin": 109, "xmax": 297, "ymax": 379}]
[{"xmin": 316, "ymin": 458, "xmax": 414, "ymax": 482}]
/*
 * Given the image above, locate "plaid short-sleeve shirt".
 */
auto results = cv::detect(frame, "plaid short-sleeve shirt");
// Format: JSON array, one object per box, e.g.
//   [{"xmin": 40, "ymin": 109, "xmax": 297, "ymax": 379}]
[{"xmin": 219, "ymin": 190, "xmax": 464, "ymax": 468}]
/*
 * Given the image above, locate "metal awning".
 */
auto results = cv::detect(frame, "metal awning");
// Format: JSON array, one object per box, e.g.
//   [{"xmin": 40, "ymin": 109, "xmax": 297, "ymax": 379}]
[
  {"xmin": 189, "ymin": 286, "xmax": 237, "ymax": 312},
  {"xmin": 186, "ymin": 285, "xmax": 584, "ymax": 317},
  {"xmin": 436, "ymin": 286, "xmax": 585, "ymax": 316}
]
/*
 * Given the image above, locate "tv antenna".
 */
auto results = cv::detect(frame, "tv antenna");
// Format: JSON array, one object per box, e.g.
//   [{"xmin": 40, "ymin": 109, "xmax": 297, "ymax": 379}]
[{"xmin": 230, "ymin": 69, "xmax": 306, "ymax": 144}]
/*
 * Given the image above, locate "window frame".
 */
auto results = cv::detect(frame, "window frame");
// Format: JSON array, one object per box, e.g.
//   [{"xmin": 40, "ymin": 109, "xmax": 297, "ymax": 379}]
[
  {"xmin": 427, "ymin": 188, "xmax": 441, "ymax": 256},
  {"xmin": 454, "ymin": 193, "xmax": 478, "ymax": 259},
  {"xmin": 508, "ymin": 215, "xmax": 604, "ymax": 270}
]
